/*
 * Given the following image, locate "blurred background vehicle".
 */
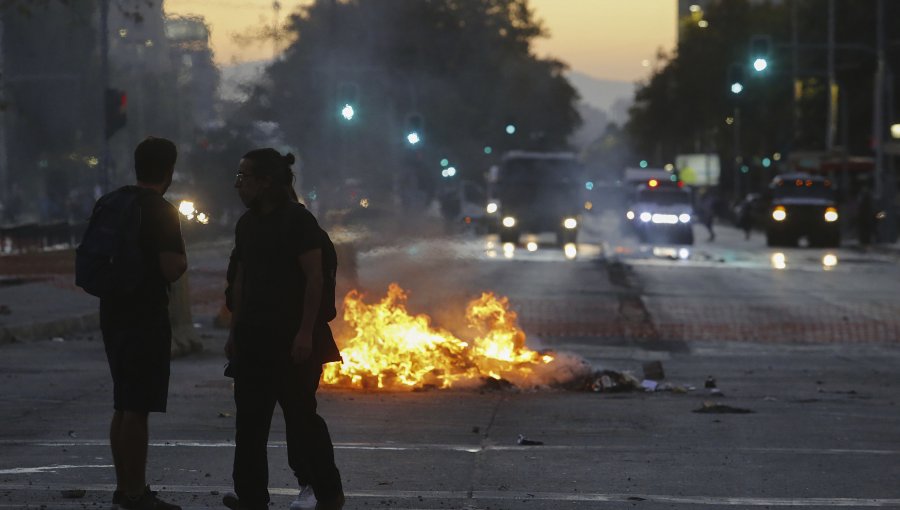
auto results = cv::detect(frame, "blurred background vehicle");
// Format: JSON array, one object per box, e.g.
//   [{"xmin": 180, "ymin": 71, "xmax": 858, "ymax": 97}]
[
  {"xmin": 489, "ymin": 152, "xmax": 584, "ymax": 246},
  {"xmin": 765, "ymin": 173, "xmax": 841, "ymax": 247}
]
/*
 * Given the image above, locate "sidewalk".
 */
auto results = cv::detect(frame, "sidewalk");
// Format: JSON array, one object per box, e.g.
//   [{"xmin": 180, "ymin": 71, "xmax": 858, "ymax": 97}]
[
  {"xmin": 0, "ymin": 248, "xmax": 96, "ymax": 344},
  {"xmin": 0, "ymin": 241, "xmax": 229, "ymax": 346},
  {"xmin": 0, "ymin": 230, "xmax": 362, "ymax": 346}
]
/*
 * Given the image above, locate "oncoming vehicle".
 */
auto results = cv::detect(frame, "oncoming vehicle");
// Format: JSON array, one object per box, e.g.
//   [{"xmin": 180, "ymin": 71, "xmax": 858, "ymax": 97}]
[
  {"xmin": 766, "ymin": 173, "xmax": 840, "ymax": 247},
  {"xmin": 490, "ymin": 151, "xmax": 584, "ymax": 245},
  {"xmin": 625, "ymin": 179, "xmax": 694, "ymax": 245}
]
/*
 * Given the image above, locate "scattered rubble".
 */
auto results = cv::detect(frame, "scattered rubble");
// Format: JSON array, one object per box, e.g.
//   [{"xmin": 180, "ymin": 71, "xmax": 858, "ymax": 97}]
[
  {"xmin": 642, "ymin": 361, "xmax": 665, "ymax": 381},
  {"xmin": 693, "ymin": 401, "xmax": 754, "ymax": 414},
  {"xmin": 60, "ymin": 489, "xmax": 85, "ymax": 499},
  {"xmin": 516, "ymin": 434, "xmax": 543, "ymax": 446},
  {"xmin": 480, "ymin": 376, "xmax": 516, "ymax": 391}
]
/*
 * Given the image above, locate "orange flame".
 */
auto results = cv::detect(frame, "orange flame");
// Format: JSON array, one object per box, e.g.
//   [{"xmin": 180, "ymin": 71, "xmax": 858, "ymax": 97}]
[{"xmin": 323, "ymin": 283, "xmax": 557, "ymax": 390}]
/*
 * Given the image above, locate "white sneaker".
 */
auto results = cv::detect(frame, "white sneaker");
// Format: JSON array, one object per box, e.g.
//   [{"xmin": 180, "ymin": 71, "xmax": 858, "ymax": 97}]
[{"xmin": 289, "ymin": 485, "xmax": 317, "ymax": 510}]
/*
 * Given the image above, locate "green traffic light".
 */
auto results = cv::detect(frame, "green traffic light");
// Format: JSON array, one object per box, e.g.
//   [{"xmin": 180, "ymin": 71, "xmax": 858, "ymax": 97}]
[{"xmin": 341, "ymin": 103, "xmax": 355, "ymax": 121}]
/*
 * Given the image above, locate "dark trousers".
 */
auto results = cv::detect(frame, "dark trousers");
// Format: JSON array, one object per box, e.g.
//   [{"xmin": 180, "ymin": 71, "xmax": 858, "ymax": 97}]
[{"xmin": 232, "ymin": 360, "xmax": 342, "ymax": 507}]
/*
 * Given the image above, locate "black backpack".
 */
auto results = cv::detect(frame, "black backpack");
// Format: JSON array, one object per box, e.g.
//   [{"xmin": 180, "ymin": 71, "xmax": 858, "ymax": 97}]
[
  {"xmin": 317, "ymin": 221, "xmax": 338, "ymax": 322},
  {"xmin": 75, "ymin": 187, "xmax": 148, "ymax": 298},
  {"xmin": 294, "ymin": 202, "xmax": 338, "ymax": 322}
]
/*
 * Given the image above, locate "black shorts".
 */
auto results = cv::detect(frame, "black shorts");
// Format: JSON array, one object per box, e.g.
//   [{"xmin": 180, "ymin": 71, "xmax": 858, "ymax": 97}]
[{"xmin": 100, "ymin": 308, "xmax": 172, "ymax": 413}]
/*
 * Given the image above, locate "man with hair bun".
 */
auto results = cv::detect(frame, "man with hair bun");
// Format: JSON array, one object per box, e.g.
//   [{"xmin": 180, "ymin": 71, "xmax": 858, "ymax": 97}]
[{"xmin": 223, "ymin": 148, "xmax": 344, "ymax": 510}]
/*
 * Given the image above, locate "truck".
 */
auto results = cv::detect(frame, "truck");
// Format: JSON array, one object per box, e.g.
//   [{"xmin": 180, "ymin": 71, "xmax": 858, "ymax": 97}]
[{"xmin": 488, "ymin": 151, "xmax": 585, "ymax": 246}]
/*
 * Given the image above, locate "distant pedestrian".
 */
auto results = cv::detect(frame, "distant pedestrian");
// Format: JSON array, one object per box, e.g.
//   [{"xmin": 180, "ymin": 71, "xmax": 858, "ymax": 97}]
[
  {"xmin": 84, "ymin": 137, "xmax": 187, "ymax": 509},
  {"xmin": 735, "ymin": 195, "xmax": 754, "ymax": 240},
  {"xmin": 858, "ymin": 187, "xmax": 875, "ymax": 246},
  {"xmin": 699, "ymin": 190, "xmax": 717, "ymax": 241},
  {"xmin": 223, "ymin": 148, "xmax": 344, "ymax": 510}
]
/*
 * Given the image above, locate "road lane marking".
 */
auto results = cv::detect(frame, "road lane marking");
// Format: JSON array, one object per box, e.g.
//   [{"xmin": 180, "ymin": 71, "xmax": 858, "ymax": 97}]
[
  {"xmin": 0, "ymin": 464, "xmax": 112, "ymax": 474},
  {"xmin": 2, "ymin": 439, "xmax": 900, "ymax": 456},
  {"xmin": 0, "ymin": 483, "xmax": 898, "ymax": 507}
]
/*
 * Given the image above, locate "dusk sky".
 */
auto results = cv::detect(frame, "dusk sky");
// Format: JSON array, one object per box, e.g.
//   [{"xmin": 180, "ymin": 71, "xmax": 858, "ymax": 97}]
[{"xmin": 164, "ymin": 0, "xmax": 677, "ymax": 84}]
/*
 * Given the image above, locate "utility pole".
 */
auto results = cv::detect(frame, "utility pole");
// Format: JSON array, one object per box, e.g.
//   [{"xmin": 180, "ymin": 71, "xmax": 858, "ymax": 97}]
[
  {"xmin": 791, "ymin": 0, "xmax": 799, "ymax": 149},
  {"xmin": 733, "ymin": 107, "xmax": 742, "ymax": 200},
  {"xmin": 826, "ymin": 0, "xmax": 836, "ymax": 153},
  {"xmin": 272, "ymin": 1, "xmax": 281, "ymax": 59},
  {"xmin": 99, "ymin": 0, "xmax": 110, "ymax": 195},
  {"xmin": 873, "ymin": 0, "xmax": 895, "ymax": 241},
  {"xmin": 0, "ymin": 14, "xmax": 8, "ymax": 210}
]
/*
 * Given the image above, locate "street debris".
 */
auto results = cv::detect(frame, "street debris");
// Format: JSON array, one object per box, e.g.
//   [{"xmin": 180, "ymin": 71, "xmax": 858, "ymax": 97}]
[
  {"xmin": 704, "ymin": 376, "xmax": 723, "ymax": 395},
  {"xmin": 588, "ymin": 370, "xmax": 642, "ymax": 392},
  {"xmin": 642, "ymin": 361, "xmax": 665, "ymax": 381},
  {"xmin": 692, "ymin": 401, "xmax": 754, "ymax": 414},
  {"xmin": 480, "ymin": 376, "xmax": 516, "ymax": 391},
  {"xmin": 60, "ymin": 489, "xmax": 85, "ymax": 499},
  {"xmin": 218, "ymin": 412, "xmax": 232, "ymax": 418},
  {"xmin": 517, "ymin": 434, "xmax": 544, "ymax": 446},
  {"xmin": 563, "ymin": 369, "xmax": 698, "ymax": 394}
]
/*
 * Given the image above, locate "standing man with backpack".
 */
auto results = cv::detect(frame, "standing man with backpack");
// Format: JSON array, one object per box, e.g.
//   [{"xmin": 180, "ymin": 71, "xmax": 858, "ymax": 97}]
[
  {"xmin": 223, "ymin": 148, "xmax": 344, "ymax": 510},
  {"xmin": 76, "ymin": 137, "xmax": 187, "ymax": 509}
]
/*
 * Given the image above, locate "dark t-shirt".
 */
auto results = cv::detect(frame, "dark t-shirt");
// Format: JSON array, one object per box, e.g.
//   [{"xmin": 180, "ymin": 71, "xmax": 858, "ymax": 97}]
[
  {"xmin": 100, "ymin": 186, "xmax": 185, "ymax": 327},
  {"xmin": 233, "ymin": 201, "xmax": 340, "ymax": 365}
]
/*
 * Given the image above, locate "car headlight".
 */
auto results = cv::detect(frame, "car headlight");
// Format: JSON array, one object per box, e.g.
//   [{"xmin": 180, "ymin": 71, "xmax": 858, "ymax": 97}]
[
  {"xmin": 824, "ymin": 207, "xmax": 839, "ymax": 222},
  {"xmin": 486, "ymin": 202, "xmax": 498, "ymax": 214},
  {"xmin": 626, "ymin": 210, "xmax": 635, "ymax": 220},
  {"xmin": 772, "ymin": 206, "xmax": 787, "ymax": 222},
  {"xmin": 639, "ymin": 212, "xmax": 652, "ymax": 223},
  {"xmin": 679, "ymin": 213, "xmax": 691, "ymax": 224},
  {"xmin": 502, "ymin": 216, "xmax": 516, "ymax": 228},
  {"xmin": 563, "ymin": 218, "xmax": 578, "ymax": 229}
]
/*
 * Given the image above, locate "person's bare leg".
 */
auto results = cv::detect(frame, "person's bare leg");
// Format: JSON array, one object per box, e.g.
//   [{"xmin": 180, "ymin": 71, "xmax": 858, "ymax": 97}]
[
  {"xmin": 110, "ymin": 411, "xmax": 125, "ymax": 491},
  {"xmin": 119, "ymin": 411, "xmax": 149, "ymax": 497}
]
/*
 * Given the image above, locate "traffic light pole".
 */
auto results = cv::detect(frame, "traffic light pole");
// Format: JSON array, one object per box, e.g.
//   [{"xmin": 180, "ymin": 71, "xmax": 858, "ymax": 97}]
[
  {"xmin": 99, "ymin": 0, "xmax": 110, "ymax": 195},
  {"xmin": 874, "ymin": 0, "xmax": 895, "ymax": 242},
  {"xmin": 826, "ymin": 0, "xmax": 836, "ymax": 153},
  {"xmin": 733, "ymin": 106, "xmax": 742, "ymax": 201},
  {"xmin": 0, "ymin": 16, "xmax": 7, "ymax": 208}
]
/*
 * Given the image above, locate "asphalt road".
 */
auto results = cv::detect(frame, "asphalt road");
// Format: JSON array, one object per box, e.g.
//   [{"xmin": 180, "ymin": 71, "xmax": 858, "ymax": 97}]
[{"xmin": 1, "ymin": 211, "xmax": 899, "ymax": 509}]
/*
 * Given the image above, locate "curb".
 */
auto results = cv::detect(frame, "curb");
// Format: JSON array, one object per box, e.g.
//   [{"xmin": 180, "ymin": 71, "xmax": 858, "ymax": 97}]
[{"xmin": 0, "ymin": 311, "xmax": 99, "ymax": 345}]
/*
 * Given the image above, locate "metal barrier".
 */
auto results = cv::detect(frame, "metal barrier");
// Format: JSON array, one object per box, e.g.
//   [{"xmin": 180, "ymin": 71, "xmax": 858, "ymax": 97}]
[{"xmin": 0, "ymin": 222, "xmax": 88, "ymax": 253}]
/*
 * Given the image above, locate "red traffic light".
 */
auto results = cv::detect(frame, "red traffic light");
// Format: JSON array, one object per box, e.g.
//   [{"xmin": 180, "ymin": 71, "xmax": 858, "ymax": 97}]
[{"xmin": 105, "ymin": 88, "xmax": 127, "ymax": 139}]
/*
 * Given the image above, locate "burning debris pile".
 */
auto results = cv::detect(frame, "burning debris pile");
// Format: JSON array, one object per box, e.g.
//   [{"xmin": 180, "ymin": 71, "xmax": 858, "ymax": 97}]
[{"xmin": 322, "ymin": 283, "xmax": 589, "ymax": 390}]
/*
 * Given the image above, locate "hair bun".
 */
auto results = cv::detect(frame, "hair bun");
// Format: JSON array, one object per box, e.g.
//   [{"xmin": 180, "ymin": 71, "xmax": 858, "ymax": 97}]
[{"xmin": 284, "ymin": 153, "xmax": 296, "ymax": 166}]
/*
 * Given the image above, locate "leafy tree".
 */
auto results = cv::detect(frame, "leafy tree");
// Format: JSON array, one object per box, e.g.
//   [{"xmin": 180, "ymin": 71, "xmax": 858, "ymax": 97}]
[
  {"xmin": 625, "ymin": 0, "xmax": 900, "ymax": 198},
  {"xmin": 239, "ymin": 0, "xmax": 580, "ymax": 208}
]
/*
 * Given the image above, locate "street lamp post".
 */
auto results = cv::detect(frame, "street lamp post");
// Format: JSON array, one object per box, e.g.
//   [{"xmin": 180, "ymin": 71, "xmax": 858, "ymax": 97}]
[
  {"xmin": 873, "ymin": 0, "xmax": 896, "ymax": 242},
  {"xmin": 99, "ymin": 0, "xmax": 110, "ymax": 195},
  {"xmin": 733, "ymin": 106, "xmax": 742, "ymax": 200}
]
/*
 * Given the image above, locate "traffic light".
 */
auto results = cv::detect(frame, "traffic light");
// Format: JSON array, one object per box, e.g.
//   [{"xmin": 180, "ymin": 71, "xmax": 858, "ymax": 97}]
[
  {"xmin": 728, "ymin": 63, "xmax": 744, "ymax": 94},
  {"xmin": 404, "ymin": 112, "xmax": 424, "ymax": 146},
  {"xmin": 337, "ymin": 81, "xmax": 359, "ymax": 122},
  {"xmin": 750, "ymin": 35, "xmax": 771, "ymax": 73},
  {"xmin": 104, "ymin": 88, "xmax": 127, "ymax": 139},
  {"xmin": 504, "ymin": 116, "xmax": 517, "ymax": 135}
]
